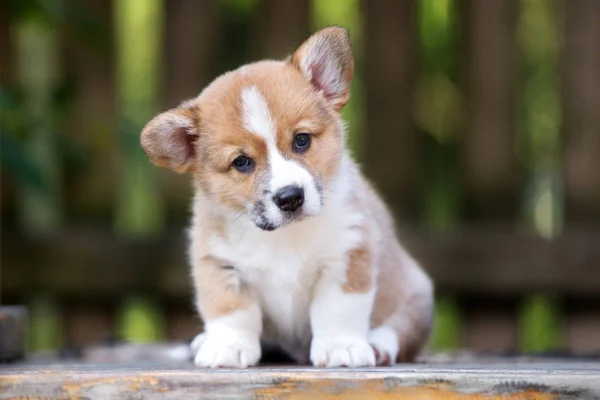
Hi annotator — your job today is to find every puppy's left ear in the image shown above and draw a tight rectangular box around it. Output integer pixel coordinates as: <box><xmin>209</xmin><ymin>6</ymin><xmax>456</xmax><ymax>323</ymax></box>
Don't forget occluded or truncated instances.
<box><xmin>289</xmin><ymin>26</ymin><xmax>354</xmax><ymax>112</ymax></box>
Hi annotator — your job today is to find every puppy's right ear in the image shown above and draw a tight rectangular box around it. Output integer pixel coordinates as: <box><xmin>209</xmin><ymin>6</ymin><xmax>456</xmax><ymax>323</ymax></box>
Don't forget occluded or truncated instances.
<box><xmin>140</xmin><ymin>105</ymin><xmax>199</xmax><ymax>173</ymax></box>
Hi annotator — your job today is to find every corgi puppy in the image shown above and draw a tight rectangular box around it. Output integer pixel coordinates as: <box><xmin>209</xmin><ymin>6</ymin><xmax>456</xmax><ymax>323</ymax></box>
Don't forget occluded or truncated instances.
<box><xmin>141</xmin><ymin>26</ymin><xmax>433</xmax><ymax>368</ymax></box>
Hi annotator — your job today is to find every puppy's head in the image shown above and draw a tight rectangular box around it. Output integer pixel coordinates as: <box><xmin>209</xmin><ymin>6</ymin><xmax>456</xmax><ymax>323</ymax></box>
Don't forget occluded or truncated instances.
<box><xmin>141</xmin><ymin>27</ymin><xmax>353</xmax><ymax>231</ymax></box>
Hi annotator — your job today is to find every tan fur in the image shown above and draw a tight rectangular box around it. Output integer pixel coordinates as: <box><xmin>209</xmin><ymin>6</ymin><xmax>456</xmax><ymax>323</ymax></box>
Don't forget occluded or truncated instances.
<box><xmin>188</xmin><ymin>207</ymin><xmax>257</xmax><ymax>320</ymax></box>
<box><xmin>361</xmin><ymin>179</ymin><xmax>433</xmax><ymax>362</ymax></box>
<box><xmin>194</xmin><ymin>255</ymin><xmax>255</xmax><ymax>319</ymax></box>
<box><xmin>342</xmin><ymin>243</ymin><xmax>373</xmax><ymax>294</ymax></box>
<box><xmin>340</xmin><ymin>191</ymin><xmax>375</xmax><ymax>294</ymax></box>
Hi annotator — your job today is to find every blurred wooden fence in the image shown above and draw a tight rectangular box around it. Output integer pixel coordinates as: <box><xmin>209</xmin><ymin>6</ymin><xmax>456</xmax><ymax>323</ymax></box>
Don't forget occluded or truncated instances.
<box><xmin>2</xmin><ymin>0</ymin><xmax>600</xmax><ymax>355</ymax></box>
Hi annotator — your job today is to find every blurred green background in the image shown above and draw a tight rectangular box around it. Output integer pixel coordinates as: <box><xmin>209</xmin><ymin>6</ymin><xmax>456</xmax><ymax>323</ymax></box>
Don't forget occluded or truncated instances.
<box><xmin>2</xmin><ymin>0</ymin><xmax>600</xmax><ymax>357</ymax></box>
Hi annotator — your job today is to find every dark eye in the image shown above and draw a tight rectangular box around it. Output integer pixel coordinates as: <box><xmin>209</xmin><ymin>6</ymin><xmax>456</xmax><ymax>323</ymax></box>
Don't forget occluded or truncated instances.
<box><xmin>293</xmin><ymin>133</ymin><xmax>311</xmax><ymax>153</ymax></box>
<box><xmin>232</xmin><ymin>155</ymin><xmax>254</xmax><ymax>172</ymax></box>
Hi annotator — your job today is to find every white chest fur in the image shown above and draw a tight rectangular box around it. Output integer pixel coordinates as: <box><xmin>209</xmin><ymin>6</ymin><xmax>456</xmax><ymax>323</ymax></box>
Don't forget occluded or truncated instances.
<box><xmin>206</xmin><ymin>192</ymin><xmax>363</xmax><ymax>352</ymax></box>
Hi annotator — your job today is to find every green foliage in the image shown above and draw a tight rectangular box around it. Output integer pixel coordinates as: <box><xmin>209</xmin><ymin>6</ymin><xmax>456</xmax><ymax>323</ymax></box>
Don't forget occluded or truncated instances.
<box><xmin>417</xmin><ymin>0</ymin><xmax>462</xmax><ymax>237</ymax></box>
<box><xmin>429</xmin><ymin>296</ymin><xmax>461</xmax><ymax>350</ymax></box>
<box><xmin>2</xmin><ymin>86</ymin><xmax>83</xmax><ymax>191</ymax></box>
<box><xmin>416</xmin><ymin>0</ymin><xmax>463</xmax><ymax>143</ymax></box>
<box><xmin>118</xmin><ymin>296</ymin><xmax>165</xmax><ymax>343</ymax></box>
<box><xmin>519</xmin><ymin>295</ymin><xmax>562</xmax><ymax>353</ymax></box>
<box><xmin>516</xmin><ymin>1</ymin><xmax>563</xmax><ymax>355</ymax></box>
<box><xmin>13</xmin><ymin>16</ymin><xmax>64</xmax><ymax>234</ymax></box>
<box><xmin>113</xmin><ymin>0</ymin><xmax>165</xmax><ymax>237</ymax></box>
<box><xmin>219</xmin><ymin>0</ymin><xmax>260</xmax><ymax>17</ymax></box>
<box><xmin>421</xmin><ymin>137</ymin><xmax>461</xmax><ymax>232</ymax></box>
<box><xmin>419</xmin><ymin>0</ymin><xmax>458</xmax><ymax>75</ymax></box>
<box><xmin>3</xmin><ymin>0</ymin><xmax>105</xmax><ymax>235</ymax></box>
<box><xmin>1</xmin><ymin>89</ymin><xmax>44</xmax><ymax>192</ymax></box>
<box><xmin>517</xmin><ymin>0</ymin><xmax>562</xmax><ymax>239</ymax></box>
<box><xmin>5</xmin><ymin>0</ymin><xmax>108</xmax><ymax>50</ymax></box>
<box><xmin>1</xmin><ymin>131</ymin><xmax>44</xmax><ymax>192</ymax></box>
<box><xmin>312</xmin><ymin>0</ymin><xmax>361</xmax><ymax>35</ymax></box>
<box><xmin>27</xmin><ymin>296</ymin><xmax>63</xmax><ymax>351</ymax></box>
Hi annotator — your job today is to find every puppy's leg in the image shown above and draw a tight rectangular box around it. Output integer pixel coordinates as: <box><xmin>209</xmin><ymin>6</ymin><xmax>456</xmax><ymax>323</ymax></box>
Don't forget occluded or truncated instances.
<box><xmin>370</xmin><ymin>258</ymin><xmax>433</xmax><ymax>365</ymax></box>
<box><xmin>309</xmin><ymin>247</ymin><xmax>376</xmax><ymax>368</ymax></box>
<box><xmin>191</xmin><ymin>256</ymin><xmax>262</xmax><ymax>368</ymax></box>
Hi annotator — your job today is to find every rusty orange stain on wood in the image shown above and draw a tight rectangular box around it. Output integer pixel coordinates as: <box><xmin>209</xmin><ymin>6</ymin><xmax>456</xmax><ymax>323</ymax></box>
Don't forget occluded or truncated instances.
<box><xmin>61</xmin><ymin>375</ymin><xmax>168</xmax><ymax>398</ymax></box>
<box><xmin>126</xmin><ymin>376</ymin><xmax>165</xmax><ymax>391</ymax></box>
<box><xmin>0</xmin><ymin>375</ymin><xmax>25</xmax><ymax>384</ymax></box>
<box><xmin>252</xmin><ymin>379</ymin><xmax>556</xmax><ymax>400</ymax></box>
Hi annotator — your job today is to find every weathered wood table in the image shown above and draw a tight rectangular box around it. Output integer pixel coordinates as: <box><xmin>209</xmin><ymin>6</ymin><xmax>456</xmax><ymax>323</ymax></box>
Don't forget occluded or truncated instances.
<box><xmin>2</xmin><ymin>347</ymin><xmax>600</xmax><ymax>399</ymax></box>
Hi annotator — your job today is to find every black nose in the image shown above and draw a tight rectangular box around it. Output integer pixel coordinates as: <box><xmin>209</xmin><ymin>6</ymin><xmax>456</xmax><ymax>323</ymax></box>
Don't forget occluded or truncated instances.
<box><xmin>273</xmin><ymin>185</ymin><xmax>304</xmax><ymax>212</ymax></box>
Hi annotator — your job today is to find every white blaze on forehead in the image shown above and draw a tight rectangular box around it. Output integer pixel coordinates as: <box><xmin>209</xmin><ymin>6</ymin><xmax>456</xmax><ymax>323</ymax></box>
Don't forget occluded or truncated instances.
<box><xmin>241</xmin><ymin>86</ymin><xmax>275</xmax><ymax>142</ymax></box>
<box><xmin>240</xmin><ymin>85</ymin><xmax>322</xmax><ymax>223</ymax></box>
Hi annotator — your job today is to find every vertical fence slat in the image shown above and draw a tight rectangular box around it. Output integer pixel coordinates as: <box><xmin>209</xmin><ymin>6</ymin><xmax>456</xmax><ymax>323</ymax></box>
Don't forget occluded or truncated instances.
<box><xmin>253</xmin><ymin>0</ymin><xmax>309</xmax><ymax>60</ymax></box>
<box><xmin>166</xmin><ymin>306</ymin><xmax>201</xmax><ymax>341</ymax></box>
<box><xmin>65</xmin><ymin>304</ymin><xmax>113</xmax><ymax>348</ymax></box>
<box><xmin>0</xmin><ymin>3</ymin><xmax>11</xmax><ymax>86</ymax></box>
<box><xmin>363</xmin><ymin>0</ymin><xmax>418</xmax><ymax>218</ymax></box>
<box><xmin>64</xmin><ymin>0</ymin><xmax>115</xmax><ymax>221</ymax></box>
<box><xmin>566</xmin><ymin>310</ymin><xmax>600</xmax><ymax>353</ymax></box>
<box><xmin>462</xmin><ymin>0</ymin><xmax>518</xmax><ymax>221</ymax></box>
<box><xmin>464</xmin><ymin>309</ymin><xmax>517</xmax><ymax>351</ymax></box>
<box><xmin>161</xmin><ymin>0</ymin><xmax>219</xmax><ymax>216</ymax></box>
<box><xmin>0</xmin><ymin>5</ymin><xmax>9</xmax><ymax>288</ymax></box>
<box><xmin>164</xmin><ymin>0</ymin><xmax>218</xmax><ymax>109</ymax></box>
<box><xmin>563</xmin><ymin>0</ymin><xmax>600</xmax><ymax>222</ymax></box>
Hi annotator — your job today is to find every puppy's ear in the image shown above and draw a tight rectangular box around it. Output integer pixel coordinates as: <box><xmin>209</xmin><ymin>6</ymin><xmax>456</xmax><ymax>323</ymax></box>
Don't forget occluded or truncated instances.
<box><xmin>140</xmin><ymin>105</ymin><xmax>199</xmax><ymax>173</ymax></box>
<box><xmin>289</xmin><ymin>26</ymin><xmax>354</xmax><ymax>112</ymax></box>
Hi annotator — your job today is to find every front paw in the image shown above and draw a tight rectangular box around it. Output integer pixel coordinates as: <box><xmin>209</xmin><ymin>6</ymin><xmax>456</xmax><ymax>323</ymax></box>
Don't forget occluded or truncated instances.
<box><xmin>310</xmin><ymin>335</ymin><xmax>375</xmax><ymax>367</ymax></box>
<box><xmin>191</xmin><ymin>332</ymin><xmax>261</xmax><ymax>368</ymax></box>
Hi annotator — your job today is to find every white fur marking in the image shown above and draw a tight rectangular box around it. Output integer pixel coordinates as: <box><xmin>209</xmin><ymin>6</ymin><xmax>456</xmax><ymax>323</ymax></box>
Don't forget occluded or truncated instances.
<box><xmin>369</xmin><ymin>326</ymin><xmax>399</xmax><ymax>365</ymax></box>
<box><xmin>241</xmin><ymin>86</ymin><xmax>274</xmax><ymax>142</ymax></box>
<box><xmin>192</xmin><ymin>308</ymin><xmax>262</xmax><ymax>368</ymax></box>
<box><xmin>266</xmin><ymin>149</ymin><xmax>322</xmax><ymax>219</ymax></box>
<box><xmin>310</xmin><ymin>268</ymin><xmax>376</xmax><ymax>367</ymax></box>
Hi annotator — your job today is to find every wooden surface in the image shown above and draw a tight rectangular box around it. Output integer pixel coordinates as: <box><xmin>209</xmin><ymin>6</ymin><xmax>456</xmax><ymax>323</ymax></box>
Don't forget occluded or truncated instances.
<box><xmin>1</xmin><ymin>362</ymin><xmax>600</xmax><ymax>399</ymax></box>
<box><xmin>3</xmin><ymin>343</ymin><xmax>600</xmax><ymax>398</ymax></box>
<box><xmin>4</xmin><ymin>226</ymin><xmax>600</xmax><ymax>298</ymax></box>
